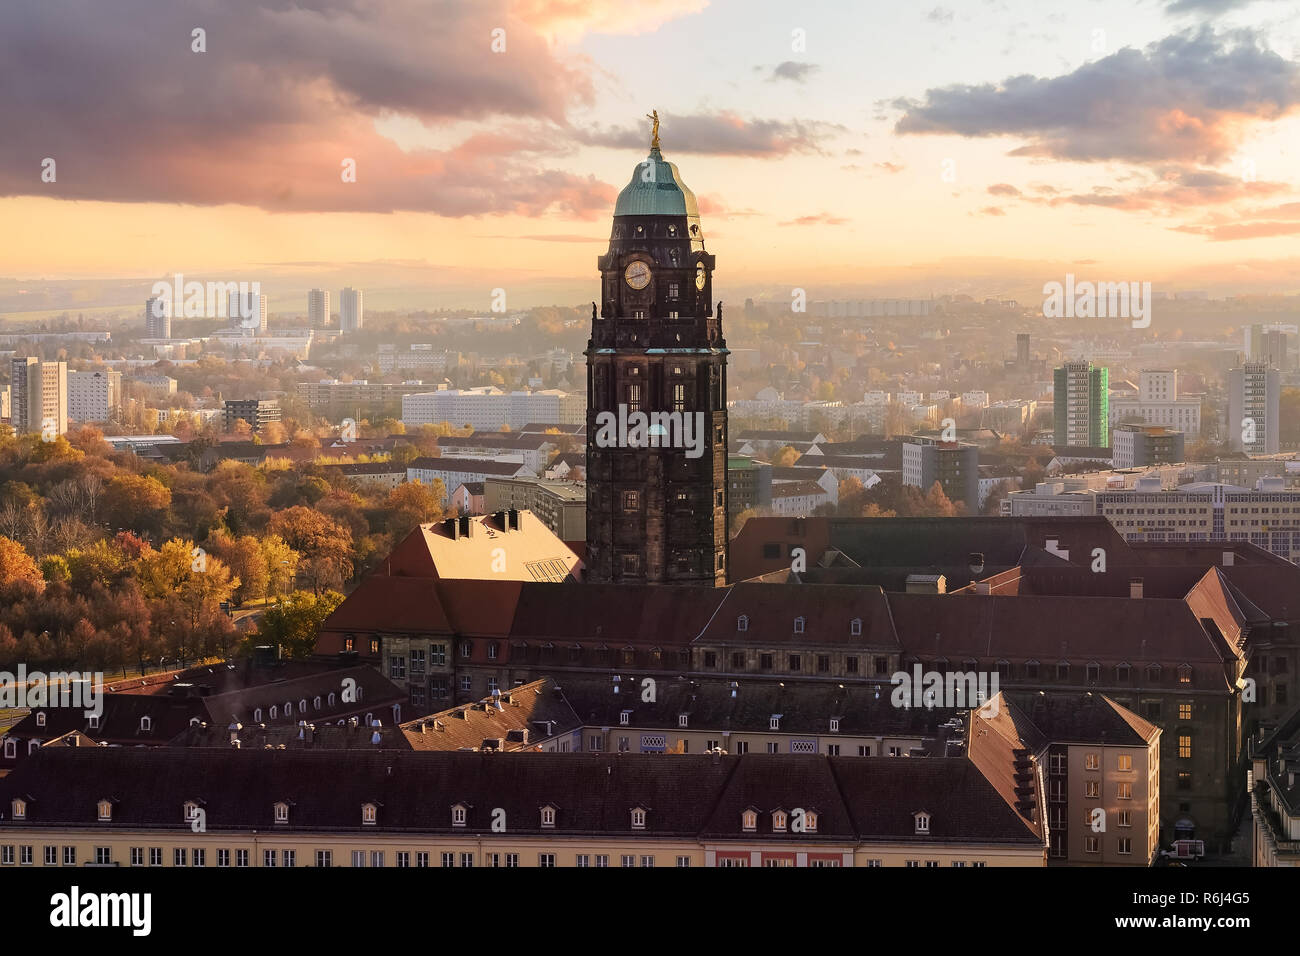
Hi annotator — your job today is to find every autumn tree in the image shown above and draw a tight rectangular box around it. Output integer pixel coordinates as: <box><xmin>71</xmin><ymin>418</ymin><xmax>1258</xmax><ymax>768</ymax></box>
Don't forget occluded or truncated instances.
<box><xmin>268</xmin><ymin>507</ymin><xmax>353</xmax><ymax>593</ymax></box>
<box><xmin>102</xmin><ymin>473</ymin><xmax>172</xmax><ymax>538</ymax></box>
<box><xmin>773</xmin><ymin>445</ymin><xmax>801</xmax><ymax>467</ymax></box>
<box><xmin>0</xmin><ymin>535</ymin><xmax>44</xmax><ymax>597</ymax></box>
<box><xmin>382</xmin><ymin>479</ymin><xmax>446</xmax><ymax>540</ymax></box>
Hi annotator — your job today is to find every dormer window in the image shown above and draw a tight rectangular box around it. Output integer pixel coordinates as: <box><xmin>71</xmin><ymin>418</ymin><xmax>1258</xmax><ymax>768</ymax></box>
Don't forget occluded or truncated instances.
<box><xmin>361</xmin><ymin>803</ymin><xmax>377</xmax><ymax>826</ymax></box>
<box><xmin>87</xmin><ymin>715</ymin><xmax>99</xmax><ymax>730</ymax></box>
<box><xmin>793</xmin><ymin>617</ymin><xmax>805</xmax><ymax>634</ymax></box>
<box><xmin>183</xmin><ymin>801</ymin><xmax>200</xmax><ymax>824</ymax></box>
<box><xmin>541</xmin><ymin>806</ymin><xmax>556</xmax><ymax>829</ymax></box>
<box><xmin>850</xmin><ymin>618</ymin><xmax>862</xmax><ymax>636</ymax></box>
<box><xmin>805</xmin><ymin>811</ymin><xmax>819</xmax><ymax>833</ymax></box>
<box><xmin>829</xmin><ymin>718</ymin><xmax>840</xmax><ymax>733</ymax></box>
<box><xmin>254</xmin><ymin>708</ymin><xmax>263</xmax><ymax>722</ymax></box>
<box><xmin>742</xmin><ymin>809</ymin><xmax>757</xmax><ymax>832</ymax></box>
<box><xmin>12</xmin><ymin>798</ymin><xmax>25</xmax><ymax>820</ymax></box>
<box><xmin>284</xmin><ymin>702</ymin><xmax>293</xmax><ymax>716</ymax></box>
<box><xmin>97</xmin><ymin>799</ymin><xmax>112</xmax><ymax>822</ymax></box>
<box><xmin>620</xmin><ymin>710</ymin><xmax>631</xmax><ymax>726</ymax></box>
<box><xmin>3</xmin><ymin>739</ymin><xmax>14</xmax><ymax>759</ymax></box>
<box><xmin>327</xmin><ymin>693</ymin><xmax>336</xmax><ymax>707</ymax></box>
<box><xmin>299</xmin><ymin>699</ymin><xmax>307</xmax><ymax>713</ymax></box>
<box><xmin>452</xmin><ymin>804</ymin><xmax>467</xmax><ymax>827</ymax></box>
<box><xmin>139</xmin><ymin>716</ymin><xmax>152</xmax><ymax>732</ymax></box>
<box><xmin>35</xmin><ymin>712</ymin><xmax>45</xmax><ymax>727</ymax></box>
<box><xmin>631</xmin><ymin>807</ymin><xmax>646</xmax><ymax>830</ymax></box>
<box><xmin>1177</xmin><ymin>664</ymin><xmax>1193</xmax><ymax>685</ymax></box>
<box><xmin>772</xmin><ymin>810</ymin><xmax>788</xmax><ymax>832</ymax></box>
<box><xmin>274</xmin><ymin>802</ymin><xmax>289</xmax><ymax>824</ymax></box>
<box><xmin>737</xmin><ymin>615</ymin><xmax>749</xmax><ymax>632</ymax></box>
<box><xmin>769</xmin><ymin>715</ymin><xmax>781</xmax><ymax>731</ymax></box>
<box><xmin>313</xmin><ymin>696</ymin><xmax>321</xmax><ymax>710</ymax></box>
<box><xmin>678</xmin><ymin>714</ymin><xmax>689</xmax><ymax>728</ymax></box>
<box><xmin>914</xmin><ymin>811</ymin><xmax>931</xmax><ymax>834</ymax></box>
<box><xmin>269</xmin><ymin>706</ymin><xmax>278</xmax><ymax>720</ymax></box>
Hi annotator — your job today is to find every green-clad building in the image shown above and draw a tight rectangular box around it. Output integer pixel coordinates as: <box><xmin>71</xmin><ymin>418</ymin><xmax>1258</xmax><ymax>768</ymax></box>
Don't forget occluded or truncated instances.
<box><xmin>1053</xmin><ymin>361</ymin><xmax>1109</xmax><ymax>448</ymax></box>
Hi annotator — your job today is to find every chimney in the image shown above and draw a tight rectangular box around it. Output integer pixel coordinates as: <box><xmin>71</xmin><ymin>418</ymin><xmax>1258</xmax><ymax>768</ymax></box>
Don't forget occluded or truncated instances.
<box><xmin>975</xmin><ymin>580</ymin><xmax>991</xmax><ymax>596</ymax></box>
<box><xmin>1129</xmin><ymin>578</ymin><xmax>1144</xmax><ymax>599</ymax></box>
<box><xmin>1222</xmin><ymin>551</ymin><xmax>1235</xmax><ymax>567</ymax></box>
<box><xmin>458</xmin><ymin>514</ymin><xmax>472</xmax><ymax>538</ymax></box>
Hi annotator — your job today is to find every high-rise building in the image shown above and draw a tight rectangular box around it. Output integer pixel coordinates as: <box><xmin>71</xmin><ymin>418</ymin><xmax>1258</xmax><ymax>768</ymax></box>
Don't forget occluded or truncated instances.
<box><xmin>144</xmin><ymin>296</ymin><xmax>171</xmax><ymax>339</ymax></box>
<box><xmin>227</xmin><ymin>291</ymin><xmax>268</xmax><ymax>334</ymax></box>
<box><xmin>308</xmin><ymin>289</ymin><xmax>330</xmax><ymax>328</ymax></box>
<box><xmin>67</xmin><ymin>369</ymin><xmax>122</xmax><ymax>424</ymax></box>
<box><xmin>901</xmin><ymin>436</ymin><xmax>979</xmax><ymax>507</ymax></box>
<box><xmin>1016</xmin><ymin>332</ymin><xmax>1030</xmax><ymax>368</ymax></box>
<box><xmin>1053</xmin><ymin>361</ymin><xmax>1109</xmax><ymax>448</ymax></box>
<box><xmin>585</xmin><ymin>128</ymin><xmax>728</xmax><ymax>585</ymax></box>
<box><xmin>1228</xmin><ymin>362</ymin><xmax>1280</xmax><ymax>454</ymax></box>
<box><xmin>9</xmin><ymin>357</ymin><xmax>68</xmax><ymax>436</ymax></box>
<box><xmin>339</xmin><ymin>287</ymin><xmax>363</xmax><ymax>333</ymax></box>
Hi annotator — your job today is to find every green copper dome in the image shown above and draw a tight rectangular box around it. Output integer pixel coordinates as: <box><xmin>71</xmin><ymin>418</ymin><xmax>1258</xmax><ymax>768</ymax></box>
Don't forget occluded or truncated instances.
<box><xmin>613</xmin><ymin>147</ymin><xmax>700</xmax><ymax>217</ymax></box>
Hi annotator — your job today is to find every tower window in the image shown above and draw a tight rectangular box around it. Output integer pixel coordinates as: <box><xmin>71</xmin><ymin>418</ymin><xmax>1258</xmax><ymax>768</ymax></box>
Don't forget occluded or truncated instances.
<box><xmin>622</xmin><ymin>491</ymin><xmax>640</xmax><ymax>511</ymax></box>
<box><xmin>673</xmin><ymin>384</ymin><xmax>686</xmax><ymax>412</ymax></box>
<box><xmin>668</xmin><ymin>282</ymin><xmax>679</xmax><ymax>299</ymax></box>
<box><xmin>626</xmin><ymin>383</ymin><xmax>641</xmax><ymax>411</ymax></box>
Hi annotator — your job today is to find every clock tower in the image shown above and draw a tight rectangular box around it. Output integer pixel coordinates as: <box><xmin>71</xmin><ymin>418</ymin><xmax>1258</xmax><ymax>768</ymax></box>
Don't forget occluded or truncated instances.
<box><xmin>585</xmin><ymin>120</ymin><xmax>729</xmax><ymax>585</ymax></box>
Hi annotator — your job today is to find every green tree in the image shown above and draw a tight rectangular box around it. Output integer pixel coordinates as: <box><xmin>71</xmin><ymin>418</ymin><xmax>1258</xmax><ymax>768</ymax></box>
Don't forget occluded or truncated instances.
<box><xmin>251</xmin><ymin>590</ymin><xmax>344</xmax><ymax>659</ymax></box>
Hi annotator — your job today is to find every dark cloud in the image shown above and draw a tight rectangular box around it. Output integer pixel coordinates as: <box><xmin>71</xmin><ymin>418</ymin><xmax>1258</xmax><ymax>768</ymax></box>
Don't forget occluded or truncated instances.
<box><xmin>0</xmin><ymin>0</ymin><xmax>616</xmax><ymax>215</ymax></box>
<box><xmin>1023</xmin><ymin>166</ymin><xmax>1288</xmax><ymax>213</ymax></box>
<box><xmin>893</xmin><ymin>27</ymin><xmax>1300</xmax><ymax>164</ymax></box>
<box><xmin>576</xmin><ymin>112</ymin><xmax>846</xmax><ymax>156</ymax></box>
<box><xmin>764</xmin><ymin>61</ymin><xmax>820</xmax><ymax>84</ymax></box>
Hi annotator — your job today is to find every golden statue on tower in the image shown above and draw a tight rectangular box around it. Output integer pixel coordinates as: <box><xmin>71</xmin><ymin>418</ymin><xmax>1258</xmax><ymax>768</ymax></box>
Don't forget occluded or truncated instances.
<box><xmin>646</xmin><ymin>110</ymin><xmax>660</xmax><ymax>149</ymax></box>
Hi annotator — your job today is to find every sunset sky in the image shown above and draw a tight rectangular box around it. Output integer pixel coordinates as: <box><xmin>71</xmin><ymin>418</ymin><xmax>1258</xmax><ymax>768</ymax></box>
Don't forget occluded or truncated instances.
<box><xmin>4</xmin><ymin>0</ymin><xmax>1300</xmax><ymax>311</ymax></box>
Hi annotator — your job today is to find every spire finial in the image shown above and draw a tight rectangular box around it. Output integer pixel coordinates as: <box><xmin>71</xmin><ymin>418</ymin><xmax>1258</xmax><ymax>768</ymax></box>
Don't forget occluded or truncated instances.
<box><xmin>645</xmin><ymin>110</ymin><xmax>660</xmax><ymax>150</ymax></box>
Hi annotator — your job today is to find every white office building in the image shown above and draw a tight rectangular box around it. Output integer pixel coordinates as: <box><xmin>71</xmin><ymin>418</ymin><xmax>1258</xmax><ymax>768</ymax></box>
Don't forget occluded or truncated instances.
<box><xmin>1108</xmin><ymin>368</ymin><xmax>1202</xmax><ymax>438</ymax></box>
<box><xmin>68</xmin><ymin>369</ymin><xmax>122</xmax><ymax>424</ymax></box>
<box><xmin>339</xmin><ymin>287</ymin><xmax>363</xmax><ymax>333</ymax></box>
<box><xmin>308</xmin><ymin>289</ymin><xmax>330</xmax><ymax>328</ymax></box>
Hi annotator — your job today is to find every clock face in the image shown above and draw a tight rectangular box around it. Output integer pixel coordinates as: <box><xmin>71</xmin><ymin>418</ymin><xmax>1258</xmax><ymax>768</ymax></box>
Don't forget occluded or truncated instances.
<box><xmin>695</xmin><ymin>262</ymin><xmax>707</xmax><ymax>290</ymax></box>
<box><xmin>624</xmin><ymin>261</ymin><xmax>651</xmax><ymax>290</ymax></box>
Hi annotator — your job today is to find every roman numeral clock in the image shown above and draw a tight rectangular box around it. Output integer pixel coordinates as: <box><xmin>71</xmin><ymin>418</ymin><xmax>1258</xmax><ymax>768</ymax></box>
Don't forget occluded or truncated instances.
<box><xmin>585</xmin><ymin>114</ymin><xmax>729</xmax><ymax>586</ymax></box>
